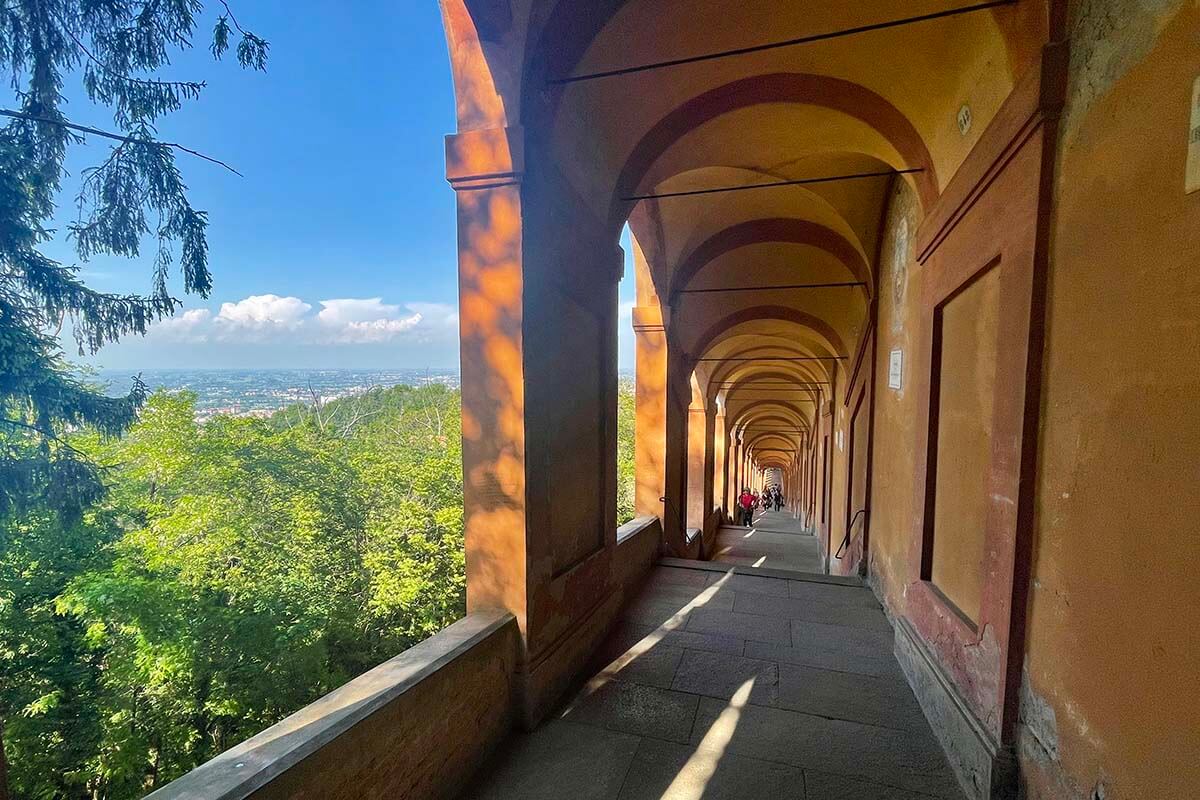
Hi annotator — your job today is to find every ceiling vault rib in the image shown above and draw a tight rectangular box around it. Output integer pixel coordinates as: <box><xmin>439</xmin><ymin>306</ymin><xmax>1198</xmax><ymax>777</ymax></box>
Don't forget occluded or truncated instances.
<box><xmin>694</xmin><ymin>356</ymin><xmax>847</xmax><ymax>362</ymax></box>
<box><xmin>726</xmin><ymin>390</ymin><xmax>829</xmax><ymax>394</ymax></box>
<box><xmin>548</xmin><ymin>0</ymin><xmax>1017</xmax><ymax>85</ymax></box>
<box><xmin>620</xmin><ymin>169</ymin><xmax>922</xmax><ymax>202</ymax></box>
<box><xmin>744</xmin><ymin>427</ymin><xmax>808</xmax><ymax>431</ymax></box>
<box><xmin>680</xmin><ymin>281</ymin><xmax>866</xmax><ymax>294</ymax></box>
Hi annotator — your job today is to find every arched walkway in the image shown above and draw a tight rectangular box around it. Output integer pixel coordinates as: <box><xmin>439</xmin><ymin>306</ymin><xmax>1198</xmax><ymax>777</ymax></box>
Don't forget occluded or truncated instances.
<box><xmin>118</xmin><ymin>2</ymin><xmax>1200</xmax><ymax>798</ymax></box>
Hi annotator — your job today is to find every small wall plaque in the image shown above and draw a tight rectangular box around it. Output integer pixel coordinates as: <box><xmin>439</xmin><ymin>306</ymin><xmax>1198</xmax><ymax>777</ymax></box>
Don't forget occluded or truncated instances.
<box><xmin>888</xmin><ymin>349</ymin><xmax>903</xmax><ymax>390</ymax></box>
<box><xmin>957</xmin><ymin>104</ymin><xmax>973</xmax><ymax>137</ymax></box>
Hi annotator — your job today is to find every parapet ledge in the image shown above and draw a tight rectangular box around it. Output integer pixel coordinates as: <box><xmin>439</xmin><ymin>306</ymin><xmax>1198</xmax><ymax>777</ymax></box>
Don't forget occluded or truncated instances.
<box><xmin>145</xmin><ymin>609</ymin><xmax>517</xmax><ymax>800</ymax></box>
<box><xmin>617</xmin><ymin>514</ymin><xmax>661</xmax><ymax>545</ymax></box>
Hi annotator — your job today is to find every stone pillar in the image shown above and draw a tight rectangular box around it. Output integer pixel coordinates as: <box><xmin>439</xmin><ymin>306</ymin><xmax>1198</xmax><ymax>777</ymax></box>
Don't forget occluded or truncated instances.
<box><xmin>729</xmin><ymin>435</ymin><xmax>742</xmax><ymax>510</ymax></box>
<box><xmin>633</xmin><ymin>305</ymin><xmax>667</xmax><ymax>518</ymax></box>
<box><xmin>712</xmin><ymin>410</ymin><xmax>727</xmax><ymax>519</ymax></box>
<box><xmin>686</xmin><ymin>404</ymin><xmax>707</xmax><ymax>530</ymax></box>
<box><xmin>448</xmin><ymin>126</ymin><xmax>636</xmax><ymax>726</ymax></box>
<box><xmin>702</xmin><ymin>407</ymin><xmax>718</xmax><ymax>520</ymax></box>
<box><xmin>447</xmin><ymin>126</ymin><xmax>529</xmax><ymax>629</ymax></box>
<box><xmin>724</xmin><ymin>429</ymin><xmax>736</xmax><ymax>519</ymax></box>
<box><xmin>662</xmin><ymin>348</ymin><xmax>691</xmax><ymax>553</ymax></box>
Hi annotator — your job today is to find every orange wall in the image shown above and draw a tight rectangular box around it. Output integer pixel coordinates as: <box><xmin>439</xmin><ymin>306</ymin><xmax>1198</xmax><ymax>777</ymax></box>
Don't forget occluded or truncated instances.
<box><xmin>871</xmin><ymin>4</ymin><xmax>1200</xmax><ymax>797</ymax></box>
<box><xmin>867</xmin><ymin>178</ymin><xmax>922</xmax><ymax>611</ymax></box>
<box><xmin>1020</xmin><ymin>3</ymin><xmax>1200</xmax><ymax>798</ymax></box>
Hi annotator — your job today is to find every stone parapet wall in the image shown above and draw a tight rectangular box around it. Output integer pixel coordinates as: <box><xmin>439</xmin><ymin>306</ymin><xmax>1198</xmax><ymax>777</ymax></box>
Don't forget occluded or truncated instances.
<box><xmin>146</xmin><ymin>610</ymin><xmax>520</xmax><ymax>800</ymax></box>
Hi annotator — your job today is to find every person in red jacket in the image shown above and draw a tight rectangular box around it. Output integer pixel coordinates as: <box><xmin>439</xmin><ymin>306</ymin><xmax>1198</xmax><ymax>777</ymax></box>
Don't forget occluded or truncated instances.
<box><xmin>737</xmin><ymin>488</ymin><xmax>755</xmax><ymax>526</ymax></box>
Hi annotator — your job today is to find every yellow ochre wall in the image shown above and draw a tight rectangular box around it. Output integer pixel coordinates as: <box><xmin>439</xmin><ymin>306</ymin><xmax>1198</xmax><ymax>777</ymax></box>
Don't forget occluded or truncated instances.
<box><xmin>1020</xmin><ymin>2</ymin><xmax>1200</xmax><ymax>798</ymax></box>
<box><xmin>870</xmin><ymin>3</ymin><xmax>1199</xmax><ymax>797</ymax></box>
<box><xmin>867</xmin><ymin>178</ymin><xmax>922</xmax><ymax>615</ymax></box>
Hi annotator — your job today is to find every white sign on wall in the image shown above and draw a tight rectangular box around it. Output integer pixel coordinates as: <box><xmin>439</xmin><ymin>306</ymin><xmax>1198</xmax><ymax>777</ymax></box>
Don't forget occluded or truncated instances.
<box><xmin>888</xmin><ymin>348</ymin><xmax>903</xmax><ymax>390</ymax></box>
<box><xmin>1188</xmin><ymin>75</ymin><xmax>1200</xmax><ymax>194</ymax></box>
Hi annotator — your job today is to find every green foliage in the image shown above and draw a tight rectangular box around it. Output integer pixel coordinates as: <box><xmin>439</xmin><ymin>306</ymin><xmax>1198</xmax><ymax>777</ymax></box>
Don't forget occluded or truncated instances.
<box><xmin>0</xmin><ymin>385</ymin><xmax>465</xmax><ymax>798</ymax></box>
<box><xmin>0</xmin><ymin>0</ymin><xmax>267</xmax><ymax>516</ymax></box>
<box><xmin>617</xmin><ymin>378</ymin><xmax>635</xmax><ymax>525</ymax></box>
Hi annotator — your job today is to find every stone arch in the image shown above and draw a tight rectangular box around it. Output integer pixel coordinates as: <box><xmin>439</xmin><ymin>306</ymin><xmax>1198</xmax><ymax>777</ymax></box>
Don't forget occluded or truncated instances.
<box><xmin>440</xmin><ymin>0</ymin><xmax>525</xmax><ymax>131</ymax></box>
<box><xmin>611</xmin><ymin>72</ymin><xmax>939</xmax><ymax>230</ymax></box>
<box><xmin>729</xmin><ymin>399</ymin><xmax>813</xmax><ymax>432</ymax></box>
<box><xmin>668</xmin><ymin>217</ymin><xmax>873</xmax><ymax>299</ymax></box>
<box><xmin>690</xmin><ymin>306</ymin><xmax>847</xmax><ymax>364</ymax></box>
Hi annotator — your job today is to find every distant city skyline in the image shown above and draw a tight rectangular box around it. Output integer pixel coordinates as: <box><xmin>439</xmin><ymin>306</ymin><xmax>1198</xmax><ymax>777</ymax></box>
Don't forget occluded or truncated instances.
<box><xmin>55</xmin><ymin>3</ymin><xmax>637</xmax><ymax>371</ymax></box>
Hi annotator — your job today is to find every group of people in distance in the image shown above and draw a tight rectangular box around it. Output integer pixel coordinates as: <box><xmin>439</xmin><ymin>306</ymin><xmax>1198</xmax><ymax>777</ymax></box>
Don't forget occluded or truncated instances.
<box><xmin>735</xmin><ymin>484</ymin><xmax>786</xmax><ymax>526</ymax></box>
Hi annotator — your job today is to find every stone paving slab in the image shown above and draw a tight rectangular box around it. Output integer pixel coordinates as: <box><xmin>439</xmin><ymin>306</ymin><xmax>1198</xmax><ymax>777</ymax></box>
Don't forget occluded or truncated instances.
<box><xmin>732</xmin><ymin>591</ymin><xmax>892</xmax><ymax>631</ymax></box>
<box><xmin>616</xmin><ymin>737</ymin><xmax>807</xmax><ymax>800</ymax></box>
<box><xmin>686</xmin><ymin>608</ymin><xmax>792</xmax><ymax>645</ymax></box>
<box><xmin>607</xmin><ymin>621</ymin><xmax>747</xmax><ymax>657</ymax></box>
<box><xmin>804</xmin><ymin>769</ymin><xmax>949</xmax><ymax>800</ymax></box>
<box><xmin>561</xmin><ymin>679</ymin><xmax>700</xmax><ymax>744</ymax></box>
<box><xmin>596</xmin><ymin>641</ymin><xmax>685</xmax><ymax>690</ymax></box>
<box><xmin>671</xmin><ymin>648</ymin><xmax>779</xmax><ymax>704</ymax></box>
<box><xmin>712</xmin><ymin>522</ymin><xmax>823</xmax><ymax>573</ymax></box>
<box><xmin>790</xmin><ymin>619</ymin><xmax>895</xmax><ymax>660</ymax></box>
<box><xmin>712</xmin><ymin>540</ymin><xmax>822</xmax><ymax>573</ymax></box>
<box><xmin>773</xmin><ymin>661</ymin><xmax>929</xmax><ymax>732</ymax></box>
<box><xmin>620</xmin><ymin>597</ymin><xmax>693</xmax><ymax>629</ymax></box>
<box><xmin>462</xmin><ymin>720</ymin><xmax>639</xmax><ymax>800</ymax></box>
<box><xmin>632</xmin><ymin>581</ymin><xmax>737</xmax><ymax>612</ymax></box>
<box><xmin>743</xmin><ymin>640</ymin><xmax>904</xmax><ymax>680</ymax></box>
<box><xmin>689</xmin><ymin>698</ymin><xmax>962</xmax><ymax>797</ymax></box>
<box><xmin>788</xmin><ymin>579</ymin><xmax>885</xmax><ymax>606</ymax></box>
<box><xmin>705</xmin><ymin>571</ymin><xmax>791</xmax><ymax>596</ymax></box>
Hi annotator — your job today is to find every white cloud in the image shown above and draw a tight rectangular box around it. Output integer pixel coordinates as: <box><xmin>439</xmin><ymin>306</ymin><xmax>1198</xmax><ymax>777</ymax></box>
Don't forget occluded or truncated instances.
<box><xmin>144</xmin><ymin>295</ymin><xmax>458</xmax><ymax>346</ymax></box>
<box><xmin>215</xmin><ymin>294</ymin><xmax>311</xmax><ymax>338</ymax></box>
<box><xmin>336</xmin><ymin>315</ymin><xmax>423</xmax><ymax>342</ymax></box>
<box><xmin>153</xmin><ymin>308</ymin><xmax>213</xmax><ymax>341</ymax></box>
<box><xmin>406</xmin><ymin>302</ymin><xmax>459</xmax><ymax>329</ymax></box>
<box><xmin>316</xmin><ymin>297</ymin><xmax>402</xmax><ymax>326</ymax></box>
<box><xmin>317</xmin><ymin>298</ymin><xmax>458</xmax><ymax>343</ymax></box>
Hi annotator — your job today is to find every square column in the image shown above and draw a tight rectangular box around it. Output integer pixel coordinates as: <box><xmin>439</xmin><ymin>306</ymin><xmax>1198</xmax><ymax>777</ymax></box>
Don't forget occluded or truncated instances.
<box><xmin>685</xmin><ymin>405</ymin><xmax>707</xmax><ymax>530</ymax></box>
<box><xmin>633</xmin><ymin>306</ymin><xmax>667</xmax><ymax>518</ymax></box>
<box><xmin>712</xmin><ymin>411</ymin><xmax>727</xmax><ymax>519</ymax></box>
<box><xmin>448</xmin><ymin>126</ymin><xmax>650</xmax><ymax>727</ymax></box>
<box><xmin>447</xmin><ymin>126</ymin><xmax>528</xmax><ymax>628</ymax></box>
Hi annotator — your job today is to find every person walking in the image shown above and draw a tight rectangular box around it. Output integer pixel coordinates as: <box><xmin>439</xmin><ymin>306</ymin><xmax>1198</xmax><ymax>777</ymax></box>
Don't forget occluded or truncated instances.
<box><xmin>738</xmin><ymin>488</ymin><xmax>755</xmax><ymax>526</ymax></box>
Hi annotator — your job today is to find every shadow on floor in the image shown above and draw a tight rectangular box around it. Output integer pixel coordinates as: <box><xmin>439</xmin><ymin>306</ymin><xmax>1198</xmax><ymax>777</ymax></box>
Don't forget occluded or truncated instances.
<box><xmin>461</xmin><ymin>562</ymin><xmax>963</xmax><ymax>800</ymax></box>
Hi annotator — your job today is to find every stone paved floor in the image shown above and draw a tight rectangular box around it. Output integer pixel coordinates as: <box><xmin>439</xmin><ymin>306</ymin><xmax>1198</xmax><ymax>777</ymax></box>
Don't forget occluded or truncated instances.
<box><xmin>462</xmin><ymin>562</ymin><xmax>963</xmax><ymax>800</ymax></box>
<box><xmin>712</xmin><ymin>510</ymin><xmax>822</xmax><ymax>573</ymax></box>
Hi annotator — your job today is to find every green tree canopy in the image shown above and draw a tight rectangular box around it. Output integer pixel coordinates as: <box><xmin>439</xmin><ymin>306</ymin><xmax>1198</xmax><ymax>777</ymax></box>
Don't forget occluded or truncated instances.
<box><xmin>1</xmin><ymin>385</ymin><xmax>467</xmax><ymax>797</ymax></box>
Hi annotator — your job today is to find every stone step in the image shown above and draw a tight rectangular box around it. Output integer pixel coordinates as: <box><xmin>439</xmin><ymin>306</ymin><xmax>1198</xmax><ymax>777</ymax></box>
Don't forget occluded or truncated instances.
<box><xmin>657</xmin><ymin>556</ymin><xmax>862</xmax><ymax>587</ymax></box>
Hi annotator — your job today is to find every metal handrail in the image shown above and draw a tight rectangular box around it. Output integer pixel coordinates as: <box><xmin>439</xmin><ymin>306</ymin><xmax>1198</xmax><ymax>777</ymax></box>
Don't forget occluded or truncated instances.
<box><xmin>835</xmin><ymin>508</ymin><xmax>869</xmax><ymax>560</ymax></box>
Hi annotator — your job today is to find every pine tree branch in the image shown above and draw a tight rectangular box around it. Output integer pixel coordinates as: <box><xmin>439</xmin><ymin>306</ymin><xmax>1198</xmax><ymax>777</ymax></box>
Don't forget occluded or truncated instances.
<box><xmin>0</xmin><ymin>109</ymin><xmax>243</xmax><ymax>176</ymax></box>
<box><xmin>217</xmin><ymin>0</ymin><xmax>250</xmax><ymax>36</ymax></box>
<box><xmin>0</xmin><ymin>416</ymin><xmax>90</xmax><ymax>461</ymax></box>
<box><xmin>58</xmin><ymin>12</ymin><xmax>207</xmax><ymax>94</ymax></box>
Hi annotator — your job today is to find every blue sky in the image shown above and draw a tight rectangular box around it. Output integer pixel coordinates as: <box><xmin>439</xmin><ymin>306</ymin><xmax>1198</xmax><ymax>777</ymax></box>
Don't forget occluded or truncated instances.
<box><xmin>54</xmin><ymin>1</ymin><xmax>636</xmax><ymax>370</ymax></box>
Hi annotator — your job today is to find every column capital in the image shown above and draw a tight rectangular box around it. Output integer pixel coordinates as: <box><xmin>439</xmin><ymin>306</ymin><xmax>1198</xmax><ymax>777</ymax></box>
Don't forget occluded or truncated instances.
<box><xmin>445</xmin><ymin>125</ymin><xmax>524</xmax><ymax>191</ymax></box>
